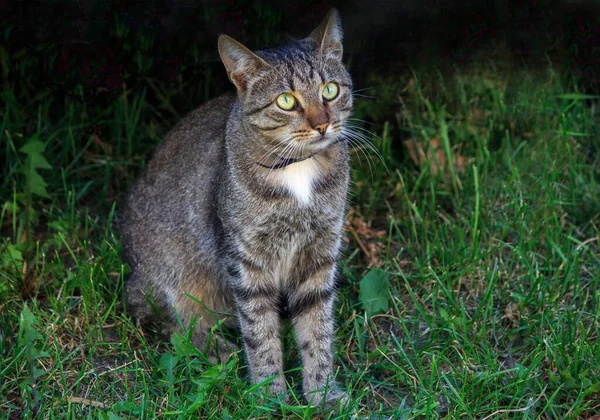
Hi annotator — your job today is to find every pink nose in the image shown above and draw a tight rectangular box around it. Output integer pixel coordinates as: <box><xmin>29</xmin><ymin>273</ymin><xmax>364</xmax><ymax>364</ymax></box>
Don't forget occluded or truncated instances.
<box><xmin>314</xmin><ymin>122</ymin><xmax>329</xmax><ymax>135</ymax></box>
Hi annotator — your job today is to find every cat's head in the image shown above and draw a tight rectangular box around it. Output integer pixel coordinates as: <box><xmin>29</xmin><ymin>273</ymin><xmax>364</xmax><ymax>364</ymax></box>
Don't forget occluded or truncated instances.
<box><xmin>218</xmin><ymin>9</ymin><xmax>352</xmax><ymax>159</ymax></box>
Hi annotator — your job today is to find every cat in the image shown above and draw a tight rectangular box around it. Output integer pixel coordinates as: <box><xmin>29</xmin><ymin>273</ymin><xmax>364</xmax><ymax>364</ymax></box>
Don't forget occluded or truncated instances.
<box><xmin>120</xmin><ymin>9</ymin><xmax>353</xmax><ymax>407</ymax></box>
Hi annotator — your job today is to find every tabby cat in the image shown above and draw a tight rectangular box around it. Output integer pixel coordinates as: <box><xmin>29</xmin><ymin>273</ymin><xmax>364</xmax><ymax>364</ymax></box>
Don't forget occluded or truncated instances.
<box><xmin>120</xmin><ymin>9</ymin><xmax>353</xmax><ymax>406</ymax></box>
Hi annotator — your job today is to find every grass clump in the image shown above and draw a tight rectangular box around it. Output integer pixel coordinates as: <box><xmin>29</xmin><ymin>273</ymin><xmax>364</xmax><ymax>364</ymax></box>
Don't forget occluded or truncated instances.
<box><xmin>344</xmin><ymin>64</ymin><xmax>600</xmax><ymax>417</ymax></box>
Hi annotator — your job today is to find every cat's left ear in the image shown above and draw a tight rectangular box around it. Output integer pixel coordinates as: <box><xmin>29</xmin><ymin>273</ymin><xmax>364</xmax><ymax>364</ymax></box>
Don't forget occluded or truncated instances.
<box><xmin>307</xmin><ymin>9</ymin><xmax>343</xmax><ymax>61</ymax></box>
<box><xmin>218</xmin><ymin>35</ymin><xmax>270</xmax><ymax>92</ymax></box>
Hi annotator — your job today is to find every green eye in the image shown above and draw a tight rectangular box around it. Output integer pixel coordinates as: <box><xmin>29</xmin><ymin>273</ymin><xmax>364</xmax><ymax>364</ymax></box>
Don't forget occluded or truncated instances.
<box><xmin>322</xmin><ymin>82</ymin><xmax>339</xmax><ymax>100</ymax></box>
<box><xmin>276</xmin><ymin>93</ymin><xmax>296</xmax><ymax>110</ymax></box>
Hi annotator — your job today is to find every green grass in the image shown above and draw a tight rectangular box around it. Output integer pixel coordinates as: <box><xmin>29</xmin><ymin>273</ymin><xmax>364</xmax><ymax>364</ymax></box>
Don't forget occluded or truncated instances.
<box><xmin>2</xmin><ymin>57</ymin><xmax>600</xmax><ymax>418</ymax></box>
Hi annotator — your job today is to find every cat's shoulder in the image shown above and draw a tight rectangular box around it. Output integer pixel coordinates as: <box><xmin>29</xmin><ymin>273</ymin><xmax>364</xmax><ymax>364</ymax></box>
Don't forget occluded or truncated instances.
<box><xmin>147</xmin><ymin>92</ymin><xmax>236</xmax><ymax>171</ymax></box>
<box><xmin>172</xmin><ymin>92</ymin><xmax>236</xmax><ymax>135</ymax></box>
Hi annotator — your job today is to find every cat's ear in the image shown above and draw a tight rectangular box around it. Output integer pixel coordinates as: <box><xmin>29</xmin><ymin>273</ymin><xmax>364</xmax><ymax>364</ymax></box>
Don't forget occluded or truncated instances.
<box><xmin>308</xmin><ymin>9</ymin><xmax>343</xmax><ymax>61</ymax></box>
<box><xmin>218</xmin><ymin>35</ymin><xmax>270</xmax><ymax>92</ymax></box>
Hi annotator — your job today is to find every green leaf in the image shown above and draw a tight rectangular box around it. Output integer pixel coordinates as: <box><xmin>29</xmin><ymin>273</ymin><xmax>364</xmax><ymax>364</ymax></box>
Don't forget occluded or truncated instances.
<box><xmin>33</xmin><ymin>367</ymin><xmax>47</xmax><ymax>379</ymax></box>
<box><xmin>18</xmin><ymin>135</ymin><xmax>52</xmax><ymax>198</ymax></box>
<box><xmin>159</xmin><ymin>351</ymin><xmax>179</xmax><ymax>384</ymax></box>
<box><xmin>5</xmin><ymin>243</ymin><xmax>23</xmax><ymax>261</ymax></box>
<box><xmin>2</xmin><ymin>200</ymin><xmax>20</xmax><ymax>213</ymax></box>
<box><xmin>193</xmin><ymin>364</ymin><xmax>225</xmax><ymax>386</ymax></box>
<box><xmin>185</xmin><ymin>389</ymin><xmax>208</xmax><ymax>413</ymax></box>
<box><xmin>170</xmin><ymin>332</ymin><xmax>199</xmax><ymax>358</ymax></box>
<box><xmin>30</xmin><ymin>153</ymin><xmax>52</xmax><ymax>170</ymax></box>
<box><xmin>18</xmin><ymin>304</ymin><xmax>42</xmax><ymax>347</ymax></box>
<box><xmin>19</xmin><ymin>135</ymin><xmax>45</xmax><ymax>154</ymax></box>
<box><xmin>31</xmin><ymin>349</ymin><xmax>51</xmax><ymax>360</ymax></box>
<box><xmin>28</xmin><ymin>169</ymin><xmax>50</xmax><ymax>198</ymax></box>
<box><xmin>1</xmin><ymin>244</ymin><xmax>24</xmax><ymax>281</ymax></box>
<box><xmin>359</xmin><ymin>268</ymin><xmax>390</xmax><ymax>317</ymax></box>
<box><xmin>112</xmin><ymin>400</ymin><xmax>141</xmax><ymax>415</ymax></box>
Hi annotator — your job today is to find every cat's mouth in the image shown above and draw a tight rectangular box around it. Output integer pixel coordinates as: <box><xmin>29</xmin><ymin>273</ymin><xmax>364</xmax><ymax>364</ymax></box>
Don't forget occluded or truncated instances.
<box><xmin>305</xmin><ymin>128</ymin><xmax>345</xmax><ymax>150</ymax></box>
<box><xmin>292</xmin><ymin>131</ymin><xmax>342</xmax><ymax>155</ymax></box>
<box><xmin>256</xmin><ymin>133</ymin><xmax>343</xmax><ymax>170</ymax></box>
<box><xmin>256</xmin><ymin>151</ymin><xmax>317</xmax><ymax>170</ymax></box>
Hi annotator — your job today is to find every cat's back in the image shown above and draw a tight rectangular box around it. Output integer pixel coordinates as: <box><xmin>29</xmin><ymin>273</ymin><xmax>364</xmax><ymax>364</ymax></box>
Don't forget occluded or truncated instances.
<box><xmin>123</xmin><ymin>93</ymin><xmax>235</xmax><ymax>228</ymax></box>
<box><xmin>146</xmin><ymin>92</ymin><xmax>235</xmax><ymax>177</ymax></box>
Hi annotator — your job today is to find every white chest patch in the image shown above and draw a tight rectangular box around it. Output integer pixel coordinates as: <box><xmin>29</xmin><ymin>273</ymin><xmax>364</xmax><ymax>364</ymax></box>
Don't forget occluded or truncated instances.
<box><xmin>278</xmin><ymin>158</ymin><xmax>319</xmax><ymax>205</ymax></box>
<box><xmin>275</xmin><ymin>237</ymin><xmax>299</xmax><ymax>288</ymax></box>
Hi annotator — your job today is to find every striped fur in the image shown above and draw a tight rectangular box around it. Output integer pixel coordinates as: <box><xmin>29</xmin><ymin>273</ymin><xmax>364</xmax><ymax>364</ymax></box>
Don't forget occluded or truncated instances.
<box><xmin>120</xmin><ymin>9</ymin><xmax>352</xmax><ymax>406</ymax></box>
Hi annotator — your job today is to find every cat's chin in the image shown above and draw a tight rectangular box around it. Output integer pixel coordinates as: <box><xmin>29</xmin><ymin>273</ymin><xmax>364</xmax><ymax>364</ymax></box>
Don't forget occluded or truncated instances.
<box><xmin>305</xmin><ymin>135</ymin><xmax>342</xmax><ymax>152</ymax></box>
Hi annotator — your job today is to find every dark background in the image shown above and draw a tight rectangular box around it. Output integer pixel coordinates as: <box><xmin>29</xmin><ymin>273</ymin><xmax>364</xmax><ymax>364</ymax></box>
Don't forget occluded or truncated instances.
<box><xmin>2</xmin><ymin>0</ymin><xmax>599</xmax><ymax>109</ymax></box>
<box><xmin>2</xmin><ymin>3</ymin><xmax>600</xmax><ymax>418</ymax></box>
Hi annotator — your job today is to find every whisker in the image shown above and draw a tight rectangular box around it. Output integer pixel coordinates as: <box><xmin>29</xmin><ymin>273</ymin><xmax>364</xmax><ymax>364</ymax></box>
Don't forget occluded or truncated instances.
<box><xmin>348</xmin><ymin>118</ymin><xmax>376</xmax><ymax>126</ymax></box>
<box><xmin>256</xmin><ymin>134</ymin><xmax>300</xmax><ymax>168</ymax></box>
<box><xmin>342</xmin><ymin>129</ymin><xmax>376</xmax><ymax>174</ymax></box>
<box><xmin>257</xmin><ymin>142</ymin><xmax>285</xmax><ymax>167</ymax></box>
<box><xmin>346</xmin><ymin>136</ymin><xmax>375</xmax><ymax>179</ymax></box>
<box><xmin>342</xmin><ymin>127</ymin><xmax>389</xmax><ymax>174</ymax></box>
<box><xmin>352</xmin><ymin>93</ymin><xmax>377</xmax><ymax>99</ymax></box>
<box><xmin>347</xmin><ymin>124</ymin><xmax>383</xmax><ymax>140</ymax></box>
<box><xmin>345</xmin><ymin>125</ymin><xmax>389</xmax><ymax>167</ymax></box>
<box><xmin>266</xmin><ymin>139</ymin><xmax>295</xmax><ymax>178</ymax></box>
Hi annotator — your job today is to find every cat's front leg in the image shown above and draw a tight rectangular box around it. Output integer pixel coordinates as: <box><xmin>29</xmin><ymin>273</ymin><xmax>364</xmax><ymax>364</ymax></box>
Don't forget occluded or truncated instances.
<box><xmin>288</xmin><ymin>265</ymin><xmax>348</xmax><ymax>407</ymax></box>
<box><xmin>231</xmin><ymin>263</ymin><xmax>286</xmax><ymax>398</ymax></box>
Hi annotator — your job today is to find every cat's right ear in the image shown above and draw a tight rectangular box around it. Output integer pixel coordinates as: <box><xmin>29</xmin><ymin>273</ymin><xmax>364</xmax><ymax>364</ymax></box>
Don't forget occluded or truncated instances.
<box><xmin>218</xmin><ymin>35</ymin><xmax>270</xmax><ymax>92</ymax></box>
<box><xmin>308</xmin><ymin>9</ymin><xmax>344</xmax><ymax>61</ymax></box>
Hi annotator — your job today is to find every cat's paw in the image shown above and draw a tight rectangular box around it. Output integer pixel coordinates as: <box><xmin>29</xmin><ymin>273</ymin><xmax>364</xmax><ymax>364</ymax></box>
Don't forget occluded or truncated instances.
<box><xmin>192</xmin><ymin>332</ymin><xmax>239</xmax><ymax>363</ymax></box>
<box><xmin>212</xmin><ymin>338</ymin><xmax>239</xmax><ymax>363</ymax></box>
<box><xmin>270</xmin><ymin>388</ymin><xmax>290</xmax><ymax>404</ymax></box>
<box><xmin>253</xmin><ymin>375</ymin><xmax>289</xmax><ymax>403</ymax></box>
<box><xmin>304</xmin><ymin>386</ymin><xmax>349</xmax><ymax>410</ymax></box>
<box><xmin>268</xmin><ymin>375</ymin><xmax>289</xmax><ymax>397</ymax></box>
